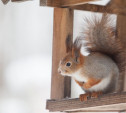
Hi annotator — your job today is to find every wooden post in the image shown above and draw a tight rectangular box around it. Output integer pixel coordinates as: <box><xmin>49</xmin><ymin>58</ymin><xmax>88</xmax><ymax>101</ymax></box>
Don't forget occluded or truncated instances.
<box><xmin>117</xmin><ymin>15</ymin><xmax>126</xmax><ymax>92</ymax></box>
<box><xmin>51</xmin><ymin>8</ymin><xmax>73</xmax><ymax>99</ymax></box>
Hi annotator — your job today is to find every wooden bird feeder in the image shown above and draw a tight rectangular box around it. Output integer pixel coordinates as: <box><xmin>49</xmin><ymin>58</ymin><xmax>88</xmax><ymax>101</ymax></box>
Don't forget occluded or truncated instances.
<box><xmin>2</xmin><ymin>0</ymin><xmax>126</xmax><ymax>112</ymax></box>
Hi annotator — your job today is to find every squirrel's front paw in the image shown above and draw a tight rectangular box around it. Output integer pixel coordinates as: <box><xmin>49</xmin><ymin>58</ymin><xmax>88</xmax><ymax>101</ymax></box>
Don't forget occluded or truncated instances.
<box><xmin>83</xmin><ymin>83</ymin><xmax>92</xmax><ymax>89</ymax></box>
<box><xmin>79</xmin><ymin>93</ymin><xmax>91</xmax><ymax>101</ymax></box>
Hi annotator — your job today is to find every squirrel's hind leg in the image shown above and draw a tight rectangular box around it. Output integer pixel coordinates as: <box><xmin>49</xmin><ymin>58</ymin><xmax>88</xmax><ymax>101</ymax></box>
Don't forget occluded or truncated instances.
<box><xmin>79</xmin><ymin>91</ymin><xmax>103</xmax><ymax>101</ymax></box>
<box><xmin>79</xmin><ymin>93</ymin><xmax>91</xmax><ymax>101</ymax></box>
<box><xmin>91</xmin><ymin>91</ymin><xmax>103</xmax><ymax>98</ymax></box>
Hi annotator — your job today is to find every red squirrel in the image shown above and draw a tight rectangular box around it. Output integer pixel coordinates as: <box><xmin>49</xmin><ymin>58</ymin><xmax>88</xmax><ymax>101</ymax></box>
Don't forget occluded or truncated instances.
<box><xmin>58</xmin><ymin>14</ymin><xmax>125</xmax><ymax>101</ymax></box>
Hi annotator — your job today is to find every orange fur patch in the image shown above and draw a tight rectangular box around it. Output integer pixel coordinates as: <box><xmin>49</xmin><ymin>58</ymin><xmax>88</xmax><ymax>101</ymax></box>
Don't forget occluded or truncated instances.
<box><xmin>91</xmin><ymin>91</ymin><xmax>103</xmax><ymax>98</ymax></box>
<box><xmin>74</xmin><ymin>79</ymin><xmax>84</xmax><ymax>87</ymax></box>
<box><xmin>83</xmin><ymin>78</ymin><xmax>101</xmax><ymax>89</ymax></box>
<box><xmin>80</xmin><ymin>93</ymin><xmax>91</xmax><ymax>101</ymax></box>
<box><xmin>76</xmin><ymin>53</ymin><xmax>85</xmax><ymax>69</ymax></box>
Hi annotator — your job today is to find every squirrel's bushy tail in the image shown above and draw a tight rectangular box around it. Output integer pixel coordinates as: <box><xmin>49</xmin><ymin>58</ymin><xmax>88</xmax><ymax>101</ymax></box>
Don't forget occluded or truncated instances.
<box><xmin>83</xmin><ymin>14</ymin><xmax>125</xmax><ymax>71</ymax></box>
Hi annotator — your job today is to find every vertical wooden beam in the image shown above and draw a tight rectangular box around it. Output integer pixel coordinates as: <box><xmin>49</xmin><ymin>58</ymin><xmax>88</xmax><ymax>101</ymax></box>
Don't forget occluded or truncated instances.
<box><xmin>51</xmin><ymin>8</ymin><xmax>73</xmax><ymax>99</ymax></box>
<box><xmin>117</xmin><ymin>15</ymin><xmax>126</xmax><ymax>92</ymax></box>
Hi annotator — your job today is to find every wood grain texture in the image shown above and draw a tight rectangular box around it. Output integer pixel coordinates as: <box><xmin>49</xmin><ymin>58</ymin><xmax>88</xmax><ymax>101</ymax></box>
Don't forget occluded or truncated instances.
<box><xmin>51</xmin><ymin>8</ymin><xmax>73</xmax><ymax>99</ymax></box>
<box><xmin>70</xmin><ymin>4</ymin><xmax>126</xmax><ymax>16</ymax></box>
<box><xmin>46</xmin><ymin>92</ymin><xmax>126</xmax><ymax>112</ymax></box>
<box><xmin>40</xmin><ymin>0</ymin><xmax>97</xmax><ymax>7</ymax></box>
<box><xmin>40</xmin><ymin>0</ymin><xmax>60</xmax><ymax>7</ymax></box>
<box><xmin>11</xmin><ymin>0</ymin><xmax>30</xmax><ymax>2</ymax></box>
<box><xmin>61</xmin><ymin>0</ymin><xmax>97</xmax><ymax>6</ymax></box>
<box><xmin>40</xmin><ymin>0</ymin><xmax>126</xmax><ymax>16</ymax></box>
<box><xmin>111</xmin><ymin>0</ymin><xmax>126</xmax><ymax>8</ymax></box>
<box><xmin>117</xmin><ymin>15</ymin><xmax>126</xmax><ymax>92</ymax></box>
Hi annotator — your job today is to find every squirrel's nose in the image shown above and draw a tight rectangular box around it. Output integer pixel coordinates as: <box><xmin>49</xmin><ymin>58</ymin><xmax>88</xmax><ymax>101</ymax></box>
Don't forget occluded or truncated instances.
<box><xmin>58</xmin><ymin>68</ymin><xmax>61</xmax><ymax>74</ymax></box>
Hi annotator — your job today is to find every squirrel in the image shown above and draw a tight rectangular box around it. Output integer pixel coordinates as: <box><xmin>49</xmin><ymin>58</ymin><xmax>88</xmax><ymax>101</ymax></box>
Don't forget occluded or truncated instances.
<box><xmin>58</xmin><ymin>14</ymin><xmax>125</xmax><ymax>101</ymax></box>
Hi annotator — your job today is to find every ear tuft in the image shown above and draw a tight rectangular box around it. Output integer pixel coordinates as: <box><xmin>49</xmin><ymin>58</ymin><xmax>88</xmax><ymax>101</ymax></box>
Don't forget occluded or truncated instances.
<box><xmin>74</xmin><ymin>50</ymin><xmax>80</xmax><ymax>63</ymax></box>
<box><xmin>73</xmin><ymin>37</ymin><xmax>83</xmax><ymax>49</ymax></box>
<box><xmin>66</xmin><ymin>35</ymin><xmax>73</xmax><ymax>53</ymax></box>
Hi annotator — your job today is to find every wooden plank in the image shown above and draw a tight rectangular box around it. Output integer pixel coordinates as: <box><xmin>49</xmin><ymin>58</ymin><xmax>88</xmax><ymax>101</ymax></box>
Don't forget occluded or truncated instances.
<box><xmin>40</xmin><ymin>0</ymin><xmax>126</xmax><ymax>16</ymax></box>
<box><xmin>61</xmin><ymin>0</ymin><xmax>97</xmax><ymax>7</ymax></box>
<box><xmin>108</xmin><ymin>0</ymin><xmax>126</xmax><ymax>15</ymax></box>
<box><xmin>46</xmin><ymin>92</ymin><xmax>126</xmax><ymax>112</ymax></box>
<box><xmin>70</xmin><ymin>4</ymin><xmax>126</xmax><ymax>16</ymax></box>
<box><xmin>11</xmin><ymin>0</ymin><xmax>30</xmax><ymax>2</ymax></box>
<box><xmin>116</xmin><ymin>15</ymin><xmax>126</xmax><ymax>92</ymax></box>
<box><xmin>40</xmin><ymin>0</ymin><xmax>60</xmax><ymax>7</ymax></box>
<box><xmin>40</xmin><ymin>0</ymin><xmax>97</xmax><ymax>7</ymax></box>
<box><xmin>67</xmin><ymin>103</ymin><xmax>126</xmax><ymax>112</ymax></box>
<box><xmin>111</xmin><ymin>0</ymin><xmax>126</xmax><ymax>8</ymax></box>
<box><xmin>70</xmin><ymin>4</ymin><xmax>110</xmax><ymax>13</ymax></box>
<box><xmin>51</xmin><ymin>8</ymin><xmax>73</xmax><ymax>99</ymax></box>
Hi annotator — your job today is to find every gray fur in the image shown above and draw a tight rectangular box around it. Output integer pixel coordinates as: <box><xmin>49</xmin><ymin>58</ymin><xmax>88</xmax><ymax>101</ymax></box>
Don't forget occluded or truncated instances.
<box><xmin>81</xmin><ymin>52</ymin><xmax>119</xmax><ymax>93</ymax></box>
<box><xmin>82</xmin><ymin>52</ymin><xmax>119</xmax><ymax>79</ymax></box>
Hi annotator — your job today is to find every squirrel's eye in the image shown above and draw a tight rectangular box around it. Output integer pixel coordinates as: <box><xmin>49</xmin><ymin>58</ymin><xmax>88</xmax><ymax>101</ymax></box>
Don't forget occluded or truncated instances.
<box><xmin>66</xmin><ymin>62</ymin><xmax>71</xmax><ymax>67</ymax></box>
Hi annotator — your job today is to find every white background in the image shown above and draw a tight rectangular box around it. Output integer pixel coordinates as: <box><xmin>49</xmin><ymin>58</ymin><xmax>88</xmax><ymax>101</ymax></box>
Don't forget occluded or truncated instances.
<box><xmin>0</xmin><ymin>1</ymin><xmax>53</xmax><ymax>113</ymax></box>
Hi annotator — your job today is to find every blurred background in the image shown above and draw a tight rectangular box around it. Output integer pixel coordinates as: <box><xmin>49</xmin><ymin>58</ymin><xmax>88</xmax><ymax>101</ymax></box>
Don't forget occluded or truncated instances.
<box><xmin>0</xmin><ymin>0</ymin><xmax>114</xmax><ymax>113</ymax></box>
<box><xmin>0</xmin><ymin>1</ymin><xmax>53</xmax><ymax>113</ymax></box>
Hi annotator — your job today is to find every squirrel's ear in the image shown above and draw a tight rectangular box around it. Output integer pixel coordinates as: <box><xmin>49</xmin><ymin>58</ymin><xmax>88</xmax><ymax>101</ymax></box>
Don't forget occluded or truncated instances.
<box><xmin>72</xmin><ymin>48</ymin><xmax>80</xmax><ymax>63</ymax></box>
<box><xmin>66</xmin><ymin>35</ymin><xmax>73</xmax><ymax>53</ymax></box>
